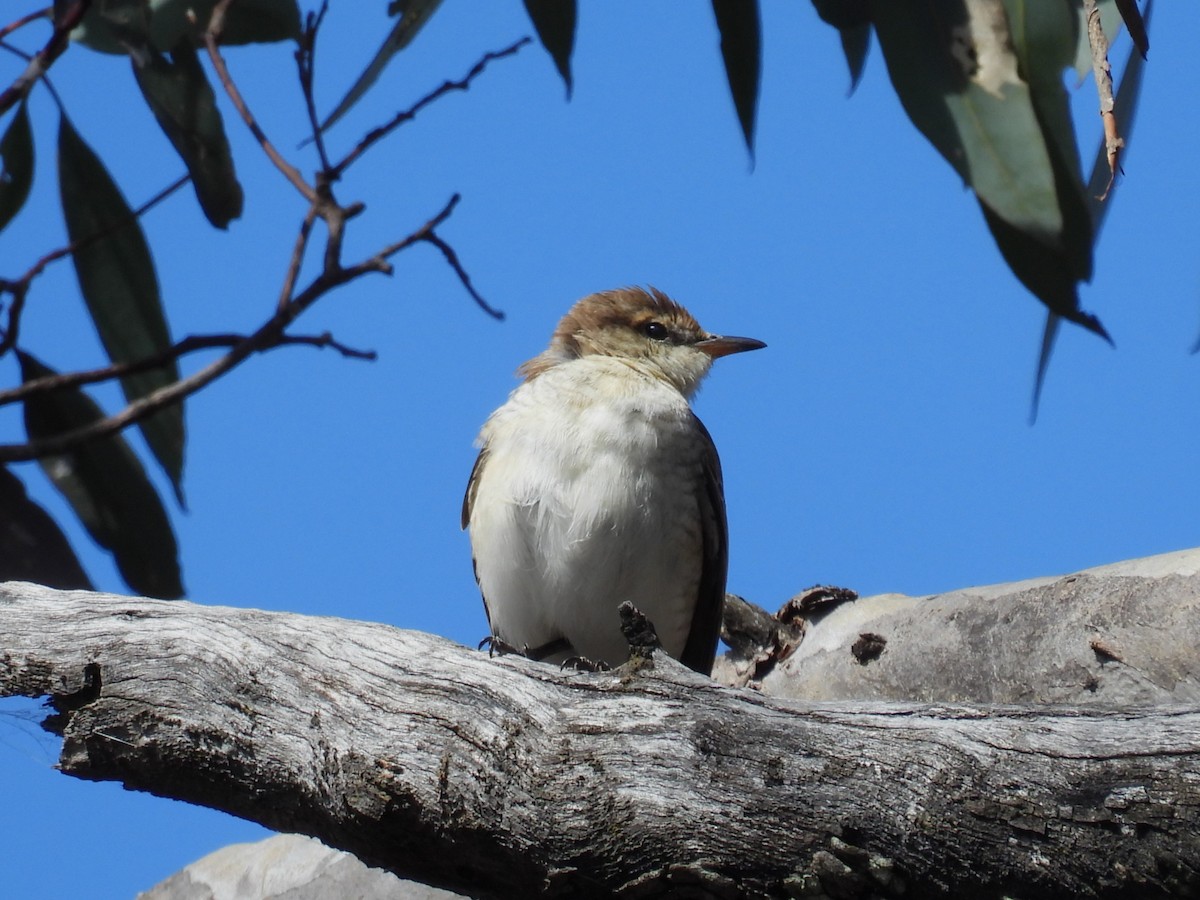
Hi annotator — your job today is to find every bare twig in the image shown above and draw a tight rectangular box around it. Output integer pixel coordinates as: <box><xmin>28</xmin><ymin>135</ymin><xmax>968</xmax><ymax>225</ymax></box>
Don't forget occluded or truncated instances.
<box><xmin>332</xmin><ymin>37</ymin><xmax>531</xmax><ymax>178</ymax></box>
<box><xmin>1083</xmin><ymin>0</ymin><xmax>1123</xmax><ymax>201</ymax></box>
<box><xmin>424</xmin><ymin>231</ymin><xmax>504</xmax><ymax>320</ymax></box>
<box><xmin>0</xmin><ymin>331</ymin><xmax>374</xmax><ymax>407</ymax></box>
<box><xmin>0</xmin><ymin>1</ymin><xmax>85</xmax><ymax>117</ymax></box>
<box><xmin>296</xmin><ymin>2</ymin><xmax>332</xmax><ymax>175</ymax></box>
<box><xmin>0</xmin><ymin>198</ymin><xmax>457</xmax><ymax>462</ymax></box>
<box><xmin>202</xmin><ymin>0</ymin><xmax>316</xmax><ymax>203</ymax></box>
<box><xmin>0</xmin><ymin>7</ymin><xmax>51</xmax><ymax>43</ymax></box>
<box><xmin>0</xmin><ymin>175</ymin><xmax>191</xmax><ymax>355</ymax></box>
<box><xmin>277</xmin><ymin>205</ymin><xmax>319</xmax><ymax>314</ymax></box>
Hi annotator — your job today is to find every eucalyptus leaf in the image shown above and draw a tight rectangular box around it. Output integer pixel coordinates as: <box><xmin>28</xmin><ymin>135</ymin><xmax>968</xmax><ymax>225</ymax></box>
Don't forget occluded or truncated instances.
<box><xmin>0</xmin><ymin>465</ymin><xmax>94</xmax><ymax>590</ymax></box>
<box><xmin>870</xmin><ymin>0</ymin><xmax>1106</xmax><ymax>338</ymax></box>
<box><xmin>133</xmin><ymin>43</ymin><xmax>244</xmax><ymax>228</ymax></box>
<box><xmin>18</xmin><ymin>352</ymin><xmax>183</xmax><ymax>599</ymax></box>
<box><xmin>712</xmin><ymin>0</ymin><xmax>762</xmax><ymax>155</ymax></box>
<box><xmin>810</xmin><ymin>0</ymin><xmax>871</xmax><ymax>91</ymax></box>
<box><xmin>0</xmin><ymin>100</ymin><xmax>34</xmax><ymax>234</ymax></box>
<box><xmin>523</xmin><ymin>0</ymin><xmax>577</xmax><ymax>97</ymax></box>
<box><xmin>320</xmin><ymin>0</ymin><xmax>444</xmax><ymax>134</ymax></box>
<box><xmin>70</xmin><ymin>0</ymin><xmax>301</xmax><ymax>54</ymax></box>
<box><xmin>57</xmin><ymin>113</ymin><xmax>186</xmax><ymax>504</ymax></box>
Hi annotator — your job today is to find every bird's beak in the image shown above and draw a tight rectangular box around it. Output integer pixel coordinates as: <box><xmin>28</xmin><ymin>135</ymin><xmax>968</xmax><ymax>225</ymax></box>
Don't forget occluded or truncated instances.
<box><xmin>696</xmin><ymin>334</ymin><xmax>767</xmax><ymax>359</ymax></box>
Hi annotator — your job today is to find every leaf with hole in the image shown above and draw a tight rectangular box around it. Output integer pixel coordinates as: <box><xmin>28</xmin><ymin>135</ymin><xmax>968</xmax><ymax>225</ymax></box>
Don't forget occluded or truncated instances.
<box><xmin>133</xmin><ymin>43</ymin><xmax>244</xmax><ymax>229</ymax></box>
<box><xmin>18</xmin><ymin>353</ymin><xmax>183</xmax><ymax>599</ymax></box>
<box><xmin>57</xmin><ymin>113</ymin><xmax>186</xmax><ymax>504</ymax></box>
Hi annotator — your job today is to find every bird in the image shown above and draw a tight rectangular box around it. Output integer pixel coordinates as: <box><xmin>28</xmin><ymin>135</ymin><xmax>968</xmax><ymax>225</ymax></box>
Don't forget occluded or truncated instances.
<box><xmin>462</xmin><ymin>286</ymin><xmax>765</xmax><ymax>675</ymax></box>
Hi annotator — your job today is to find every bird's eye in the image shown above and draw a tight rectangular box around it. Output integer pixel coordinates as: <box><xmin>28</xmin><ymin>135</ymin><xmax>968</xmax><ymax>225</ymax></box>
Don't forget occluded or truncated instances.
<box><xmin>643</xmin><ymin>321</ymin><xmax>669</xmax><ymax>341</ymax></box>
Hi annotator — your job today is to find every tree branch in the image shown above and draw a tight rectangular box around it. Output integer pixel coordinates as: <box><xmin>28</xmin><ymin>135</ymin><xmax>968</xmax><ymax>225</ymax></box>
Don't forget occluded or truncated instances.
<box><xmin>0</xmin><ymin>0</ymin><xmax>86</xmax><ymax>117</ymax></box>
<box><xmin>331</xmin><ymin>37</ymin><xmax>531</xmax><ymax>179</ymax></box>
<box><xmin>1084</xmin><ymin>0</ymin><xmax>1124</xmax><ymax>200</ymax></box>
<box><xmin>2</xmin><ymin>579</ymin><xmax>1198</xmax><ymax>900</ymax></box>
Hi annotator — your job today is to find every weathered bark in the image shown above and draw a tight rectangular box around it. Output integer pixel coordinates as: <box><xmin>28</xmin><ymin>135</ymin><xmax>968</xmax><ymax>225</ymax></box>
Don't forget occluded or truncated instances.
<box><xmin>2</xmin><ymin>580</ymin><xmax>1199</xmax><ymax>899</ymax></box>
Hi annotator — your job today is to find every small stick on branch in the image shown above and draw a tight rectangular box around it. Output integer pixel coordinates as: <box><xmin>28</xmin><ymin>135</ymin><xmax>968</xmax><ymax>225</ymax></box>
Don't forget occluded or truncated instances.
<box><xmin>1083</xmin><ymin>0</ymin><xmax>1123</xmax><ymax>201</ymax></box>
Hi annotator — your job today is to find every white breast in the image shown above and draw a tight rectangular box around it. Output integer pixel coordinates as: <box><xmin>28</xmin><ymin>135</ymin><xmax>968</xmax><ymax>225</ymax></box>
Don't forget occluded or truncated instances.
<box><xmin>468</xmin><ymin>360</ymin><xmax>707</xmax><ymax>666</ymax></box>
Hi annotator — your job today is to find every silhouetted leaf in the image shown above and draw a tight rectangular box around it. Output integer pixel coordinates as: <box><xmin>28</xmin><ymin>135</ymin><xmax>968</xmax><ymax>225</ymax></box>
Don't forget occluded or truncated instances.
<box><xmin>0</xmin><ymin>465</ymin><xmax>93</xmax><ymax>590</ymax></box>
<box><xmin>1113</xmin><ymin>0</ymin><xmax>1148</xmax><ymax>58</ymax></box>
<box><xmin>70</xmin><ymin>0</ymin><xmax>301</xmax><ymax>54</ymax></box>
<box><xmin>523</xmin><ymin>0</ymin><xmax>576</xmax><ymax>97</ymax></box>
<box><xmin>133</xmin><ymin>43</ymin><xmax>243</xmax><ymax>229</ymax></box>
<box><xmin>870</xmin><ymin>0</ymin><xmax>1106</xmax><ymax>339</ymax></box>
<box><xmin>1034</xmin><ymin>0</ymin><xmax>1152</xmax><ymax>413</ymax></box>
<box><xmin>0</xmin><ymin>100</ymin><xmax>34</xmax><ymax>234</ymax></box>
<box><xmin>811</xmin><ymin>0</ymin><xmax>870</xmax><ymax>91</ymax></box>
<box><xmin>18</xmin><ymin>353</ymin><xmax>183</xmax><ymax>599</ymax></box>
<box><xmin>320</xmin><ymin>0</ymin><xmax>444</xmax><ymax>134</ymax></box>
<box><xmin>57</xmin><ymin>113</ymin><xmax>186</xmax><ymax>504</ymax></box>
<box><xmin>712</xmin><ymin>0</ymin><xmax>761</xmax><ymax>155</ymax></box>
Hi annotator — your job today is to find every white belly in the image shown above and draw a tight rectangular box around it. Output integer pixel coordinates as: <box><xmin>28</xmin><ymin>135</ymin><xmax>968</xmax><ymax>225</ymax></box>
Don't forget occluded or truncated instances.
<box><xmin>468</xmin><ymin>369</ymin><xmax>705</xmax><ymax>667</ymax></box>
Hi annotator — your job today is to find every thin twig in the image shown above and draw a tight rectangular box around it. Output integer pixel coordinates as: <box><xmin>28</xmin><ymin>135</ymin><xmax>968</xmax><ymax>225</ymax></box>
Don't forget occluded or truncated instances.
<box><xmin>0</xmin><ymin>7</ymin><xmax>51</xmax><ymax>43</ymax></box>
<box><xmin>202</xmin><ymin>0</ymin><xmax>316</xmax><ymax>203</ymax></box>
<box><xmin>1083</xmin><ymin>0</ymin><xmax>1123</xmax><ymax>201</ymax></box>
<box><xmin>423</xmin><ymin>231</ymin><xmax>504</xmax><ymax>320</ymax></box>
<box><xmin>0</xmin><ymin>174</ymin><xmax>191</xmax><ymax>355</ymax></box>
<box><xmin>297</xmin><ymin>2</ymin><xmax>332</xmax><ymax>175</ymax></box>
<box><xmin>332</xmin><ymin>37</ymin><xmax>530</xmax><ymax>178</ymax></box>
<box><xmin>0</xmin><ymin>0</ymin><xmax>87</xmax><ymax>117</ymax></box>
<box><xmin>0</xmin><ymin>199</ymin><xmax>458</xmax><ymax>461</ymax></box>
<box><xmin>278</xmin><ymin>205</ymin><xmax>319</xmax><ymax>313</ymax></box>
<box><xmin>0</xmin><ymin>331</ymin><xmax>374</xmax><ymax>406</ymax></box>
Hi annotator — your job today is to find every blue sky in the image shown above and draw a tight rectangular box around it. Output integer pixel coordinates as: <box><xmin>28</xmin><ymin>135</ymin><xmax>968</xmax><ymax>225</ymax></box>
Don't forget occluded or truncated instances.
<box><xmin>2</xmin><ymin>3</ymin><xmax>1197</xmax><ymax>897</ymax></box>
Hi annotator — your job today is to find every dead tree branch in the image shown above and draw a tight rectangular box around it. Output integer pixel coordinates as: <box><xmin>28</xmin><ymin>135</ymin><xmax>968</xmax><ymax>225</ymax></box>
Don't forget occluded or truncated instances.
<box><xmin>2</xmin><ymin>581</ymin><xmax>1198</xmax><ymax>900</ymax></box>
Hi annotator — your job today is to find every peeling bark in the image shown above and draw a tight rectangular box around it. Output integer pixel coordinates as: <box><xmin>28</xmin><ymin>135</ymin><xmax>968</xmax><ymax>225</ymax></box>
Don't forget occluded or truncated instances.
<box><xmin>2</xmin><ymin>578</ymin><xmax>1199</xmax><ymax>899</ymax></box>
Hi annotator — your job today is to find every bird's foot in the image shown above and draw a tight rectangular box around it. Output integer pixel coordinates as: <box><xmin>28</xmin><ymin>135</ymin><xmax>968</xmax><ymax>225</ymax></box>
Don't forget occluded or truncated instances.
<box><xmin>560</xmin><ymin>656</ymin><xmax>611</xmax><ymax>673</ymax></box>
<box><xmin>479</xmin><ymin>635</ymin><xmax>521</xmax><ymax>658</ymax></box>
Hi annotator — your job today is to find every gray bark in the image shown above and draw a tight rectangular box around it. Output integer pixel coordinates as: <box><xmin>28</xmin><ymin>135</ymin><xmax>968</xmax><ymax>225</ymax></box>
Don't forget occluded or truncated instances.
<box><xmin>2</xmin><ymin>556</ymin><xmax>1199</xmax><ymax>899</ymax></box>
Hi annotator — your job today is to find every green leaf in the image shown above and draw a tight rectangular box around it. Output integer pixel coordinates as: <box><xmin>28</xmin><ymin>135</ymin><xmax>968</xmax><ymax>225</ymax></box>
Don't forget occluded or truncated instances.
<box><xmin>320</xmin><ymin>0</ymin><xmax>444</xmax><ymax>134</ymax></box>
<box><xmin>712</xmin><ymin>0</ymin><xmax>761</xmax><ymax>156</ymax></box>
<box><xmin>69</xmin><ymin>0</ymin><xmax>301</xmax><ymax>54</ymax></box>
<box><xmin>870</xmin><ymin>0</ymin><xmax>1107</xmax><ymax>339</ymax></box>
<box><xmin>133</xmin><ymin>43</ymin><xmax>244</xmax><ymax>229</ymax></box>
<box><xmin>17</xmin><ymin>352</ymin><xmax>183</xmax><ymax>599</ymax></box>
<box><xmin>523</xmin><ymin>0</ymin><xmax>577</xmax><ymax>97</ymax></box>
<box><xmin>0</xmin><ymin>100</ymin><xmax>34</xmax><ymax>234</ymax></box>
<box><xmin>57</xmin><ymin>113</ymin><xmax>186</xmax><ymax>504</ymax></box>
<box><xmin>0</xmin><ymin>465</ymin><xmax>94</xmax><ymax>590</ymax></box>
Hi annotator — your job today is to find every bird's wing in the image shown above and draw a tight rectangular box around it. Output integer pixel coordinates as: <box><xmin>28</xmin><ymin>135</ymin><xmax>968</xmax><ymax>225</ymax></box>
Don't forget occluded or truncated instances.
<box><xmin>461</xmin><ymin>444</ymin><xmax>489</xmax><ymax>531</ymax></box>
<box><xmin>679</xmin><ymin>414</ymin><xmax>728</xmax><ymax>675</ymax></box>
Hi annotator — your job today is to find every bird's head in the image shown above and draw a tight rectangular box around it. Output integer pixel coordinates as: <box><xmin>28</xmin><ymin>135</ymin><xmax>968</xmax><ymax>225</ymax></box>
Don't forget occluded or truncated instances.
<box><xmin>518</xmin><ymin>287</ymin><xmax>765</xmax><ymax>397</ymax></box>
